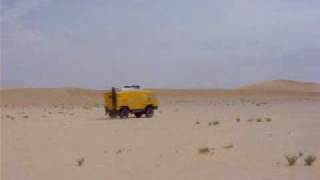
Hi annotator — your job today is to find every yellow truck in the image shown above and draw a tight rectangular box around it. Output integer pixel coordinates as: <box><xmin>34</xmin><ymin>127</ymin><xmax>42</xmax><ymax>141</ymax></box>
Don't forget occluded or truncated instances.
<box><xmin>104</xmin><ymin>86</ymin><xmax>159</xmax><ymax>118</ymax></box>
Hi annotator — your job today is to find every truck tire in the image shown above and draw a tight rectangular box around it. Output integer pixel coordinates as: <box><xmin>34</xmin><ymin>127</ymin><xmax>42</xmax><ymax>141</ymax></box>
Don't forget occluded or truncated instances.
<box><xmin>119</xmin><ymin>108</ymin><xmax>129</xmax><ymax>119</ymax></box>
<box><xmin>109</xmin><ymin>112</ymin><xmax>117</xmax><ymax>118</ymax></box>
<box><xmin>145</xmin><ymin>106</ymin><xmax>154</xmax><ymax>118</ymax></box>
<box><xmin>134</xmin><ymin>112</ymin><xmax>143</xmax><ymax>118</ymax></box>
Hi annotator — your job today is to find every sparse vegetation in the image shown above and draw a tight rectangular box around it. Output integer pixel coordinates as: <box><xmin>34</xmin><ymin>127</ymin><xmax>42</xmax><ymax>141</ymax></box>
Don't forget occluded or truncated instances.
<box><xmin>208</xmin><ymin>121</ymin><xmax>219</xmax><ymax>126</ymax></box>
<box><xmin>196</xmin><ymin>121</ymin><xmax>200</xmax><ymax>125</ymax></box>
<box><xmin>236</xmin><ymin>118</ymin><xmax>240</xmax><ymax>122</ymax></box>
<box><xmin>265</xmin><ymin>117</ymin><xmax>272</xmax><ymax>122</ymax></box>
<box><xmin>116</xmin><ymin>148</ymin><xmax>125</xmax><ymax>154</ymax></box>
<box><xmin>23</xmin><ymin>115</ymin><xmax>29</xmax><ymax>119</ymax></box>
<box><xmin>77</xmin><ymin>158</ymin><xmax>85</xmax><ymax>166</ymax></box>
<box><xmin>304</xmin><ymin>155</ymin><xmax>316</xmax><ymax>166</ymax></box>
<box><xmin>256</xmin><ymin>118</ymin><xmax>262</xmax><ymax>122</ymax></box>
<box><xmin>198</xmin><ymin>147</ymin><xmax>210</xmax><ymax>154</ymax></box>
<box><xmin>285</xmin><ymin>155</ymin><xmax>298</xmax><ymax>166</ymax></box>
<box><xmin>223</xmin><ymin>144</ymin><xmax>234</xmax><ymax>149</ymax></box>
<box><xmin>5</xmin><ymin>115</ymin><xmax>15</xmax><ymax>120</ymax></box>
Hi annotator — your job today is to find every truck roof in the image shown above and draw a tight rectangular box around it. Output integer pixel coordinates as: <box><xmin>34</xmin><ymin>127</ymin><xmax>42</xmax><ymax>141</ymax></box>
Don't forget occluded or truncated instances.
<box><xmin>106</xmin><ymin>88</ymin><xmax>154</xmax><ymax>93</ymax></box>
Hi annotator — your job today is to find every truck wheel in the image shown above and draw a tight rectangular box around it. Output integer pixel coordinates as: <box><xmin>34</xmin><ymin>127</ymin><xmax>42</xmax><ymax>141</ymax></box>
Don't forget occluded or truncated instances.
<box><xmin>134</xmin><ymin>112</ymin><xmax>143</xmax><ymax>118</ymax></box>
<box><xmin>109</xmin><ymin>112</ymin><xmax>117</xmax><ymax>118</ymax></box>
<box><xmin>145</xmin><ymin>107</ymin><xmax>154</xmax><ymax>118</ymax></box>
<box><xmin>119</xmin><ymin>108</ymin><xmax>129</xmax><ymax>119</ymax></box>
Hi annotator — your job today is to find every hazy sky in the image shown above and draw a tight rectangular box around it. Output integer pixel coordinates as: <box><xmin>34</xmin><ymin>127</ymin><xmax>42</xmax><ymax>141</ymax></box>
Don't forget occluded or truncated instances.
<box><xmin>1</xmin><ymin>0</ymin><xmax>320</xmax><ymax>89</ymax></box>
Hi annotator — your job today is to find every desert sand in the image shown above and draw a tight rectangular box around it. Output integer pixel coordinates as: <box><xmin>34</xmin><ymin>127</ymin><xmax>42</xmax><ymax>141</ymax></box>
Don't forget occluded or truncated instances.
<box><xmin>1</xmin><ymin>80</ymin><xmax>320</xmax><ymax>180</ymax></box>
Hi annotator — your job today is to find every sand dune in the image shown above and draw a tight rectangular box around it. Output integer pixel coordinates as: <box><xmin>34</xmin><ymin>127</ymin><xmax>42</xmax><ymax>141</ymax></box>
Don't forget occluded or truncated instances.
<box><xmin>0</xmin><ymin>88</ymin><xmax>104</xmax><ymax>106</ymax></box>
<box><xmin>1</xmin><ymin>80</ymin><xmax>320</xmax><ymax>106</ymax></box>
<box><xmin>240</xmin><ymin>80</ymin><xmax>320</xmax><ymax>92</ymax></box>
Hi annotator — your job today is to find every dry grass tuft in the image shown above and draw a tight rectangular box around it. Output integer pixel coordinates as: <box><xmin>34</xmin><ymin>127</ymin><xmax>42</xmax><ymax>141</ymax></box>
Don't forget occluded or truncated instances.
<box><xmin>208</xmin><ymin>121</ymin><xmax>220</xmax><ymax>126</ymax></box>
<box><xmin>304</xmin><ymin>155</ymin><xmax>316</xmax><ymax>166</ymax></box>
<box><xmin>5</xmin><ymin>115</ymin><xmax>15</xmax><ymax>120</ymax></box>
<box><xmin>223</xmin><ymin>144</ymin><xmax>234</xmax><ymax>149</ymax></box>
<box><xmin>116</xmin><ymin>148</ymin><xmax>125</xmax><ymax>154</ymax></box>
<box><xmin>285</xmin><ymin>155</ymin><xmax>298</xmax><ymax>166</ymax></box>
<box><xmin>198</xmin><ymin>147</ymin><xmax>210</xmax><ymax>154</ymax></box>
<box><xmin>77</xmin><ymin>158</ymin><xmax>85</xmax><ymax>166</ymax></box>
<box><xmin>265</xmin><ymin>117</ymin><xmax>272</xmax><ymax>122</ymax></box>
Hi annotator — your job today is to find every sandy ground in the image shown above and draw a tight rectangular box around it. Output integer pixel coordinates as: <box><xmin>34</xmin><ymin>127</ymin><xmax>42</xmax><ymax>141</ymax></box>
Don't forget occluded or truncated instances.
<box><xmin>1</xmin><ymin>84</ymin><xmax>320</xmax><ymax>180</ymax></box>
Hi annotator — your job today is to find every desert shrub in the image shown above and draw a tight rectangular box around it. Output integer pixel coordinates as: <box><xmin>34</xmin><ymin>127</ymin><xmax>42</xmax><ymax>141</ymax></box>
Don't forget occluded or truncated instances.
<box><xmin>236</xmin><ymin>118</ymin><xmax>240</xmax><ymax>122</ymax></box>
<box><xmin>304</xmin><ymin>155</ymin><xmax>316</xmax><ymax>166</ymax></box>
<box><xmin>285</xmin><ymin>155</ymin><xmax>298</xmax><ymax>166</ymax></box>
<box><xmin>256</xmin><ymin>118</ymin><xmax>262</xmax><ymax>122</ymax></box>
<box><xmin>213</xmin><ymin>121</ymin><xmax>220</xmax><ymax>125</ymax></box>
<box><xmin>23</xmin><ymin>115</ymin><xmax>29</xmax><ymax>119</ymax></box>
<box><xmin>77</xmin><ymin>158</ymin><xmax>85</xmax><ymax>166</ymax></box>
<box><xmin>298</xmin><ymin>152</ymin><xmax>304</xmax><ymax>157</ymax></box>
<box><xmin>198</xmin><ymin>147</ymin><xmax>210</xmax><ymax>154</ymax></box>
<box><xmin>223</xmin><ymin>144</ymin><xmax>234</xmax><ymax>149</ymax></box>
<box><xmin>196</xmin><ymin>121</ymin><xmax>200</xmax><ymax>125</ymax></box>
<box><xmin>208</xmin><ymin>121</ymin><xmax>219</xmax><ymax>126</ymax></box>
<box><xmin>116</xmin><ymin>148</ymin><xmax>125</xmax><ymax>154</ymax></box>
<box><xmin>265</xmin><ymin>117</ymin><xmax>272</xmax><ymax>122</ymax></box>
<box><xmin>6</xmin><ymin>115</ymin><xmax>15</xmax><ymax>120</ymax></box>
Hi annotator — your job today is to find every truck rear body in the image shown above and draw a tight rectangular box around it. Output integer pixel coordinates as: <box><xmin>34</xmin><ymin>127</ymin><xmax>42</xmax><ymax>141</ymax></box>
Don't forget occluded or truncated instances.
<box><xmin>104</xmin><ymin>87</ymin><xmax>159</xmax><ymax>118</ymax></box>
